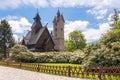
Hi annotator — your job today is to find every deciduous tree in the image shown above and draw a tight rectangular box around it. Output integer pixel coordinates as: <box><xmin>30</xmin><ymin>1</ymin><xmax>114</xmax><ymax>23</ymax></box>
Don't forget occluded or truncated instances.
<box><xmin>65</xmin><ymin>30</ymin><xmax>86</xmax><ymax>51</ymax></box>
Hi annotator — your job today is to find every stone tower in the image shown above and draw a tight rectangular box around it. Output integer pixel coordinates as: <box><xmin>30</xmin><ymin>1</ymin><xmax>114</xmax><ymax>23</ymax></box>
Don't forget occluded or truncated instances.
<box><xmin>53</xmin><ymin>10</ymin><xmax>65</xmax><ymax>51</ymax></box>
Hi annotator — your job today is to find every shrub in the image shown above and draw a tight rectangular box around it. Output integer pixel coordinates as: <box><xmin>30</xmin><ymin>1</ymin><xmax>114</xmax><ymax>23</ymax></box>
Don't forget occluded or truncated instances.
<box><xmin>10</xmin><ymin>45</ymin><xmax>85</xmax><ymax>64</ymax></box>
<box><xmin>55</xmin><ymin>52</ymin><xmax>71</xmax><ymax>63</ymax></box>
<box><xmin>10</xmin><ymin>44</ymin><xmax>28</xmax><ymax>55</ymax></box>
<box><xmin>35</xmin><ymin>52</ymin><xmax>56</xmax><ymax>63</ymax></box>
<box><xmin>11</xmin><ymin>52</ymin><xmax>35</xmax><ymax>63</ymax></box>
<box><xmin>83</xmin><ymin>46</ymin><xmax>120</xmax><ymax>67</ymax></box>
<box><xmin>69</xmin><ymin>50</ymin><xmax>85</xmax><ymax>64</ymax></box>
<box><xmin>10</xmin><ymin>45</ymin><xmax>34</xmax><ymax>62</ymax></box>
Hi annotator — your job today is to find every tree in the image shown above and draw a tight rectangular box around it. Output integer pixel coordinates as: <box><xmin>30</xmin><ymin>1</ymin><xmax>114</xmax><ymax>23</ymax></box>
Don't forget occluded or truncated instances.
<box><xmin>0</xmin><ymin>20</ymin><xmax>15</xmax><ymax>58</ymax></box>
<box><xmin>64</xmin><ymin>40</ymin><xmax>75</xmax><ymax>51</ymax></box>
<box><xmin>65</xmin><ymin>30</ymin><xmax>86</xmax><ymax>51</ymax></box>
<box><xmin>100</xmin><ymin>29</ymin><xmax>120</xmax><ymax>47</ymax></box>
<box><xmin>114</xmin><ymin>21</ymin><xmax>120</xmax><ymax>29</ymax></box>
<box><xmin>83</xmin><ymin>9</ymin><xmax>120</xmax><ymax>67</ymax></box>
<box><xmin>110</xmin><ymin>9</ymin><xmax>120</xmax><ymax>29</ymax></box>
<box><xmin>83</xmin><ymin>30</ymin><xmax>120</xmax><ymax>66</ymax></box>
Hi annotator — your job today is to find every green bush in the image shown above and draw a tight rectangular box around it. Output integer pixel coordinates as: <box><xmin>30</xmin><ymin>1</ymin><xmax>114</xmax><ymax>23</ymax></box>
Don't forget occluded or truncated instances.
<box><xmin>10</xmin><ymin>45</ymin><xmax>85</xmax><ymax>63</ymax></box>
<box><xmin>83</xmin><ymin>30</ymin><xmax>120</xmax><ymax>67</ymax></box>
<box><xmin>10</xmin><ymin>44</ymin><xmax>28</xmax><ymax>54</ymax></box>
<box><xmin>69</xmin><ymin>50</ymin><xmax>85</xmax><ymax>64</ymax></box>
<box><xmin>10</xmin><ymin>45</ymin><xmax>34</xmax><ymax>62</ymax></box>
<box><xmin>84</xmin><ymin>48</ymin><xmax>120</xmax><ymax>66</ymax></box>
<box><xmin>11</xmin><ymin>52</ymin><xmax>35</xmax><ymax>63</ymax></box>
<box><xmin>55</xmin><ymin>52</ymin><xmax>71</xmax><ymax>63</ymax></box>
<box><xmin>100</xmin><ymin>30</ymin><xmax>120</xmax><ymax>47</ymax></box>
<box><xmin>35</xmin><ymin>52</ymin><xmax>56</xmax><ymax>63</ymax></box>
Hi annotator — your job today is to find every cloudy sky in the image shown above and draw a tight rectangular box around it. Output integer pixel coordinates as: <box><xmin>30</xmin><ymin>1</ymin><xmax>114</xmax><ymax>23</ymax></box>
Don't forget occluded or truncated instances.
<box><xmin>0</xmin><ymin>0</ymin><xmax>119</xmax><ymax>43</ymax></box>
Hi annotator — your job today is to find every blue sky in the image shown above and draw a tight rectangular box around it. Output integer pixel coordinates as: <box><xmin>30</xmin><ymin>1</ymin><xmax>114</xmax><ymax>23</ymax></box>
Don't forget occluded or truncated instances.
<box><xmin>0</xmin><ymin>0</ymin><xmax>119</xmax><ymax>43</ymax></box>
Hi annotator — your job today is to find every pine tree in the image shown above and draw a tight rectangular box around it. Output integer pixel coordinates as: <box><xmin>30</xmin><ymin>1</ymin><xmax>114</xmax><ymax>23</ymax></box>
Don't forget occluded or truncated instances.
<box><xmin>0</xmin><ymin>20</ymin><xmax>15</xmax><ymax>58</ymax></box>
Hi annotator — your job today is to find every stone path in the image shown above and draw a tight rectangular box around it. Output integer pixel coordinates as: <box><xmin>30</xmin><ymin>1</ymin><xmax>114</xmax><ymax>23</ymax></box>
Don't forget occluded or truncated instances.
<box><xmin>0</xmin><ymin>66</ymin><xmax>90</xmax><ymax>80</ymax></box>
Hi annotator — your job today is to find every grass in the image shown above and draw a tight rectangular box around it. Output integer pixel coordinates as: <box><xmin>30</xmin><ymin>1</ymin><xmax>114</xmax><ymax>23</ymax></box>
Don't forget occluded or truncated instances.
<box><xmin>40</xmin><ymin>63</ymin><xmax>82</xmax><ymax>66</ymax></box>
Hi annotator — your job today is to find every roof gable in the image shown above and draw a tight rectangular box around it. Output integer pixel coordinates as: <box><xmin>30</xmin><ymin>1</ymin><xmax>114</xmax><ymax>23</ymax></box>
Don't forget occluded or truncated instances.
<box><xmin>28</xmin><ymin>27</ymin><xmax>45</xmax><ymax>45</ymax></box>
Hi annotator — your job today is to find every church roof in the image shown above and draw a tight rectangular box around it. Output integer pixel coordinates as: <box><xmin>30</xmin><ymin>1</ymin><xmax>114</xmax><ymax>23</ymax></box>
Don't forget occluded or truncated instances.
<box><xmin>53</xmin><ymin>10</ymin><xmax>65</xmax><ymax>23</ymax></box>
<box><xmin>28</xmin><ymin>27</ymin><xmax>45</xmax><ymax>45</ymax></box>
<box><xmin>34</xmin><ymin>12</ymin><xmax>41</xmax><ymax>20</ymax></box>
<box><xmin>22</xmin><ymin>31</ymin><xmax>31</xmax><ymax>45</ymax></box>
<box><xmin>22</xmin><ymin>12</ymin><xmax>55</xmax><ymax>52</ymax></box>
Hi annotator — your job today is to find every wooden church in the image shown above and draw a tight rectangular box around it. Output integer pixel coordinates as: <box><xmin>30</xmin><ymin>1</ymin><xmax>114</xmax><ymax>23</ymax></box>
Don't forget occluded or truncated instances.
<box><xmin>22</xmin><ymin>10</ymin><xmax>65</xmax><ymax>52</ymax></box>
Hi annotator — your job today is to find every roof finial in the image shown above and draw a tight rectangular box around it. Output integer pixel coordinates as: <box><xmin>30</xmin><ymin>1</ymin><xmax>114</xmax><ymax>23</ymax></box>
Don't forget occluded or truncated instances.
<box><xmin>33</xmin><ymin>8</ymin><xmax>41</xmax><ymax>20</ymax></box>
<box><xmin>57</xmin><ymin>8</ymin><xmax>60</xmax><ymax>17</ymax></box>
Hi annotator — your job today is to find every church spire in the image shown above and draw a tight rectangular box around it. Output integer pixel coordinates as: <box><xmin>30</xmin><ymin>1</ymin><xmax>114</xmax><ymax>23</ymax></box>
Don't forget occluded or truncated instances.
<box><xmin>33</xmin><ymin>10</ymin><xmax>41</xmax><ymax>21</ymax></box>
<box><xmin>57</xmin><ymin>9</ymin><xmax>60</xmax><ymax>17</ymax></box>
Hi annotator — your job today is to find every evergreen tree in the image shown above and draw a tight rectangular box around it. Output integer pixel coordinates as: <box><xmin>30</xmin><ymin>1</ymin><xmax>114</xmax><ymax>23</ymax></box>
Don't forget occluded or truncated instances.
<box><xmin>0</xmin><ymin>20</ymin><xmax>15</xmax><ymax>58</ymax></box>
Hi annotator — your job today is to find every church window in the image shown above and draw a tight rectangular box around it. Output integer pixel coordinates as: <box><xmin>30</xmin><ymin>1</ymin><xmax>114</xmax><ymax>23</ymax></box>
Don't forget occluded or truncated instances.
<box><xmin>55</xmin><ymin>28</ymin><xmax>57</xmax><ymax>31</ymax></box>
<box><xmin>61</xmin><ymin>28</ymin><xmax>63</xmax><ymax>31</ymax></box>
<box><xmin>55</xmin><ymin>34</ymin><xmax>57</xmax><ymax>37</ymax></box>
<box><xmin>55</xmin><ymin>23</ymin><xmax>57</xmax><ymax>26</ymax></box>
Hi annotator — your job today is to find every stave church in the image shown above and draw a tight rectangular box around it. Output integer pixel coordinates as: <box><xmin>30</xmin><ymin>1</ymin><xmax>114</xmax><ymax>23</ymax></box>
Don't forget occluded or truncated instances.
<box><xmin>21</xmin><ymin>10</ymin><xmax>65</xmax><ymax>52</ymax></box>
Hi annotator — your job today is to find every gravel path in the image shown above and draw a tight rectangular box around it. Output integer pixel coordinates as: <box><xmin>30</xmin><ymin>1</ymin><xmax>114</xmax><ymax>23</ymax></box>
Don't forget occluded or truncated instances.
<box><xmin>0</xmin><ymin>66</ymin><xmax>90</xmax><ymax>80</ymax></box>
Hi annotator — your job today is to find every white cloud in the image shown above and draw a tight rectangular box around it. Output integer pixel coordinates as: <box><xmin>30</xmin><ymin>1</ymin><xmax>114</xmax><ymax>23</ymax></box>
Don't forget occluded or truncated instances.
<box><xmin>0</xmin><ymin>0</ymin><xmax>21</xmax><ymax>9</ymax></box>
<box><xmin>49</xmin><ymin>0</ymin><xmax>120</xmax><ymax>20</ymax></box>
<box><xmin>3</xmin><ymin>16</ymin><xmax>32</xmax><ymax>41</ymax></box>
<box><xmin>83</xmin><ymin>23</ymin><xmax>111</xmax><ymax>43</ymax></box>
<box><xmin>13</xmin><ymin>34</ymin><xmax>19</xmax><ymax>42</ymax></box>
<box><xmin>8</xmin><ymin>17</ymin><xmax>32</xmax><ymax>33</ymax></box>
<box><xmin>50</xmin><ymin>0</ymin><xmax>98</xmax><ymax>8</ymax></box>
<box><xmin>0</xmin><ymin>0</ymin><xmax>120</xmax><ymax>9</ymax></box>
<box><xmin>6</xmin><ymin>15</ymin><xmax>18</xmax><ymax>20</ymax></box>
<box><xmin>65</xmin><ymin>20</ymin><xmax>89</xmax><ymax>39</ymax></box>
<box><xmin>83</xmin><ymin>29</ymin><xmax>101</xmax><ymax>43</ymax></box>
<box><xmin>87</xmin><ymin>9</ymin><xmax>108</xmax><ymax>20</ymax></box>
<box><xmin>22</xmin><ymin>0</ymin><xmax>49</xmax><ymax>8</ymax></box>
<box><xmin>65</xmin><ymin>20</ymin><xmax>111</xmax><ymax>43</ymax></box>
<box><xmin>0</xmin><ymin>0</ymin><xmax>120</xmax><ymax>20</ymax></box>
<box><xmin>0</xmin><ymin>0</ymin><xmax>49</xmax><ymax>9</ymax></box>
<box><xmin>49</xmin><ymin>0</ymin><xmax>120</xmax><ymax>9</ymax></box>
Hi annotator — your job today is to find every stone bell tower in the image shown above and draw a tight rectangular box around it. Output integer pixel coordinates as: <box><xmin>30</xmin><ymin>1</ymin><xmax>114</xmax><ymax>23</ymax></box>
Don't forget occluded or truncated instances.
<box><xmin>53</xmin><ymin>10</ymin><xmax>65</xmax><ymax>51</ymax></box>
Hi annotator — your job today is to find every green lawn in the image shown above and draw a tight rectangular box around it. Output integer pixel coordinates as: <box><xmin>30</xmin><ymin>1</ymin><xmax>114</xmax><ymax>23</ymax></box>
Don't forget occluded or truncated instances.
<box><xmin>40</xmin><ymin>63</ymin><xmax>82</xmax><ymax>66</ymax></box>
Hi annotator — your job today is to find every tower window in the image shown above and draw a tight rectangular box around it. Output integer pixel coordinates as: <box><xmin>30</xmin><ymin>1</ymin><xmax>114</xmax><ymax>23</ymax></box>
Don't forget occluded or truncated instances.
<box><xmin>55</xmin><ymin>34</ymin><xmax>57</xmax><ymax>37</ymax></box>
<box><xmin>61</xmin><ymin>28</ymin><xmax>63</xmax><ymax>31</ymax></box>
<box><xmin>55</xmin><ymin>23</ymin><xmax>57</xmax><ymax>26</ymax></box>
<box><xmin>55</xmin><ymin>28</ymin><xmax>57</xmax><ymax>31</ymax></box>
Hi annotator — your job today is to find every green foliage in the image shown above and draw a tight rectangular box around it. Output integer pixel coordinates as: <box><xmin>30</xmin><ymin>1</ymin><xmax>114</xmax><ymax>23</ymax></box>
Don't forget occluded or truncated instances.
<box><xmin>10</xmin><ymin>45</ymin><xmax>28</xmax><ymax>54</ymax></box>
<box><xmin>83</xmin><ymin>30</ymin><xmax>120</xmax><ymax>67</ymax></box>
<box><xmin>34</xmin><ymin>52</ymin><xmax>56</xmax><ymax>63</ymax></box>
<box><xmin>64</xmin><ymin>40</ymin><xmax>75</xmax><ymax>52</ymax></box>
<box><xmin>0</xmin><ymin>20</ymin><xmax>15</xmax><ymax>57</ymax></box>
<box><xmin>111</xmin><ymin>9</ymin><xmax>119</xmax><ymax>24</ymax></box>
<box><xmin>10</xmin><ymin>45</ymin><xmax>34</xmax><ymax>62</ymax></box>
<box><xmin>10</xmin><ymin>46</ymin><xmax>84</xmax><ymax>64</ymax></box>
<box><xmin>100</xmin><ymin>30</ymin><xmax>120</xmax><ymax>47</ymax></box>
<box><xmin>84</xmin><ymin>46</ymin><xmax>120</xmax><ymax>67</ymax></box>
<box><xmin>69</xmin><ymin>50</ymin><xmax>85</xmax><ymax>64</ymax></box>
<box><xmin>110</xmin><ymin>9</ymin><xmax>120</xmax><ymax>29</ymax></box>
<box><xmin>65</xmin><ymin>30</ymin><xmax>86</xmax><ymax>51</ymax></box>
<box><xmin>113</xmin><ymin>21</ymin><xmax>120</xmax><ymax>29</ymax></box>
